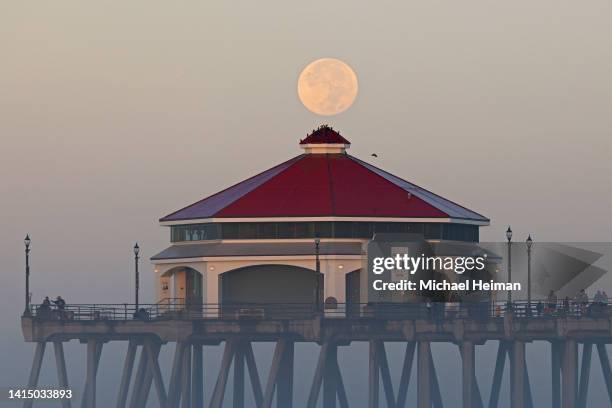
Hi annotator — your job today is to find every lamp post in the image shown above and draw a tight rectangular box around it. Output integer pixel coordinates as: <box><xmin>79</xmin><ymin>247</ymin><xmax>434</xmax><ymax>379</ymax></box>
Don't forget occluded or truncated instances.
<box><xmin>134</xmin><ymin>243</ymin><xmax>140</xmax><ymax>311</ymax></box>
<box><xmin>314</xmin><ymin>236</ymin><xmax>321</xmax><ymax>313</ymax></box>
<box><xmin>526</xmin><ymin>235</ymin><xmax>533</xmax><ymax>315</ymax></box>
<box><xmin>506</xmin><ymin>226</ymin><xmax>513</xmax><ymax>306</ymax></box>
<box><xmin>24</xmin><ymin>235</ymin><xmax>31</xmax><ymax>316</ymax></box>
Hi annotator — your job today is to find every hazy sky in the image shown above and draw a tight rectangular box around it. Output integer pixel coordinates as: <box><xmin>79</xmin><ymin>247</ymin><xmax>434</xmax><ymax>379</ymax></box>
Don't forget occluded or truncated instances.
<box><xmin>2</xmin><ymin>0</ymin><xmax>612</xmax><ymax>303</ymax></box>
<box><xmin>1</xmin><ymin>3</ymin><xmax>612</xmax><ymax>404</ymax></box>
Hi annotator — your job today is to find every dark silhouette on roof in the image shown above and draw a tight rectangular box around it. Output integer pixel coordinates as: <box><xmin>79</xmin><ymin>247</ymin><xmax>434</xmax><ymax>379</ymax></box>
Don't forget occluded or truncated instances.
<box><xmin>299</xmin><ymin>125</ymin><xmax>351</xmax><ymax>145</ymax></box>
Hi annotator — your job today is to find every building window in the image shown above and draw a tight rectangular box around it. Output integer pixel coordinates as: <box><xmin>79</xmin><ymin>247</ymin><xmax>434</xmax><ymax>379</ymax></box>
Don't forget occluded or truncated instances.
<box><xmin>170</xmin><ymin>222</ymin><xmax>478</xmax><ymax>242</ymax></box>
<box><xmin>334</xmin><ymin>222</ymin><xmax>354</xmax><ymax>238</ymax></box>
<box><xmin>239</xmin><ymin>223</ymin><xmax>258</xmax><ymax>239</ymax></box>
<box><xmin>221</xmin><ymin>223</ymin><xmax>239</xmax><ymax>239</ymax></box>
<box><xmin>258</xmin><ymin>223</ymin><xmax>276</xmax><ymax>238</ymax></box>
<box><xmin>277</xmin><ymin>223</ymin><xmax>295</xmax><ymax>238</ymax></box>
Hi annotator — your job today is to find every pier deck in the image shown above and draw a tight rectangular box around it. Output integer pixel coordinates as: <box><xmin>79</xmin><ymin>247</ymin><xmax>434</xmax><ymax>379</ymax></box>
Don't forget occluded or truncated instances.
<box><xmin>20</xmin><ymin>302</ymin><xmax>612</xmax><ymax>408</ymax></box>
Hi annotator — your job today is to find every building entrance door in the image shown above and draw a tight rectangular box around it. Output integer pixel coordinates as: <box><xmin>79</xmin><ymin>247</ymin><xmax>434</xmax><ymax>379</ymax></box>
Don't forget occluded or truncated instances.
<box><xmin>220</xmin><ymin>264</ymin><xmax>319</xmax><ymax>318</ymax></box>
<box><xmin>174</xmin><ymin>268</ymin><xmax>203</xmax><ymax>309</ymax></box>
<box><xmin>184</xmin><ymin>268</ymin><xmax>202</xmax><ymax>307</ymax></box>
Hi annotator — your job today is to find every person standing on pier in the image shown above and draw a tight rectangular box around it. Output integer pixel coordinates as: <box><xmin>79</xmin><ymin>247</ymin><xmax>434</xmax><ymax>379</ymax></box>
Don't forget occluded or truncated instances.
<box><xmin>547</xmin><ymin>290</ymin><xmax>557</xmax><ymax>314</ymax></box>
<box><xmin>576</xmin><ymin>289</ymin><xmax>589</xmax><ymax>315</ymax></box>
<box><xmin>38</xmin><ymin>297</ymin><xmax>52</xmax><ymax>319</ymax></box>
<box><xmin>536</xmin><ymin>301</ymin><xmax>543</xmax><ymax>317</ymax></box>
<box><xmin>41</xmin><ymin>296</ymin><xmax>51</xmax><ymax>309</ymax></box>
<box><xmin>52</xmin><ymin>296</ymin><xmax>66</xmax><ymax>310</ymax></box>
<box><xmin>563</xmin><ymin>297</ymin><xmax>570</xmax><ymax>316</ymax></box>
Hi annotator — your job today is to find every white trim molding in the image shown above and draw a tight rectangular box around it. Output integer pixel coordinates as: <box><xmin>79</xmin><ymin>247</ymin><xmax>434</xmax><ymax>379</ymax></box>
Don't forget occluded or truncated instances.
<box><xmin>160</xmin><ymin>216</ymin><xmax>489</xmax><ymax>227</ymax></box>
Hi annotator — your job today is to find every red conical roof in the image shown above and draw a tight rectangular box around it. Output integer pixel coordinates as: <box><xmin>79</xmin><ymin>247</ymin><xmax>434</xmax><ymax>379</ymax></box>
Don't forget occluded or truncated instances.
<box><xmin>160</xmin><ymin>129</ymin><xmax>488</xmax><ymax>223</ymax></box>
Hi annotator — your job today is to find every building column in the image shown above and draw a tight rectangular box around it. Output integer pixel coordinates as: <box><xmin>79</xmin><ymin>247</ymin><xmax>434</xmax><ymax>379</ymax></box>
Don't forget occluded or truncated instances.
<box><xmin>206</xmin><ymin>269</ymin><xmax>219</xmax><ymax>317</ymax></box>
<box><xmin>335</xmin><ymin>269</ymin><xmax>347</xmax><ymax>305</ymax></box>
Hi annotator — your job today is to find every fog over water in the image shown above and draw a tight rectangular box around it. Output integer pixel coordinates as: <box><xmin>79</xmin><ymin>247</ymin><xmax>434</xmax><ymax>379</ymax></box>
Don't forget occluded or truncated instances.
<box><xmin>2</xmin><ymin>1</ymin><xmax>612</xmax><ymax>406</ymax></box>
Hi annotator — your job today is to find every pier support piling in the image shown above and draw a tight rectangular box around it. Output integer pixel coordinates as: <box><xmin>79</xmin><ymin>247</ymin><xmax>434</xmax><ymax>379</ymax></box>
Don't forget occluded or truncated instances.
<box><xmin>380</xmin><ymin>342</ymin><xmax>397</xmax><ymax>408</ymax></box>
<box><xmin>322</xmin><ymin>343</ymin><xmax>338</xmax><ymax>408</ymax></box>
<box><xmin>261</xmin><ymin>339</ymin><xmax>289</xmax><ymax>408</ymax></box>
<box><xmin>488</xmin><ymin>341</ymin><xmax>507</xmax><ymax>408</ymax></box>
<box><xmin>83</xmin><ymin>340</ymin><xmax>102</xmax><ymax>408</ymax></box>
<box><xmin>129</xmin><ymin>344</ymin><xmax>148</xmax><ymax>408</ymax></box>
<box><xmin>335</xmin><ymin>359</ymin><xmax>349</xmax><ymax>408</ymax></box>
<box><xmin>244</xmin><ymin>342</ymin><xmax>264</xmax><ymax>407</ymax></box>
<box><xmin>232</xmin><ymin>342</ymin><xmax>245</xmax><ymax>408</ymax></box>
<box><xmin>277</xmin><ymin>340</ymin><xmax>294</xmax><ymax>408</ymax></box>
<box><xmin>23</xmin><ymin>342</ymin><xmax>46</xmax><ymax>408</ymax></box>
<box><xmin>193</xmin><ymin>343</ymin><xmax>204</xmax><ymax>408</ymax></box>
<box><xmin>145</xmin><ymin>340</ymin><xmax>167</xmax><ymax>408</ymax></box>
<box><xmin>596</xmin><ymin>343</ymin><xmax>612</xmax><ymax>406</ymax></box>
<box><xmin>510</xmin><ymin>341</ymin><xmax>525</xmax><ymax>408</ymax></box>
<box><xmin>136</xmin><ymin>342</ymin><xmax>159</xmax><ymax>408</ymax></box>
<box><xmin>462</xmin><ymin>341</ymin><xmax>475</xmax><ymax>408</ymax></box>
<box><xmin>368</xmin><ymin>341</ymin><xmax>379</xmax><ymax>408</ymax></box>
<box><xmin>417</xmin><ymin>341</ymin><xmax>431</xmax><ymax>408</ymax></box>
<box><xmin>577</xmin><ymin>343</ymin><xmax>592</xmax><ymax>408</ymax></box>
<box><xmin>53</xmin><ymin>342</ymin><xmax>71</xmax><ymax>408</ymax></box>
<box><xmin>396</xmin><ymin>342</ymin><xmax>416</xmax><ymax>408</ymax></box>
<box><xmin>181</xmin><ymin>343</ymin><xmax>192</xmax><ymax>408</ymax></box>
<box><xmin>307</xmin><ymin>343</ymin><xmax>328</xmax><ymax>408</ymax></box>
<box><xmin>168</xmin><ymin>342</ymin><xmax>186</xmax><ymax>407</ymax></box>
<box><xmin>523</xmin><ymin>361</ymin><xmax>533</xmax><ymax>408</ymax></box>
<box><xmin>429</xmin><ymin>348</ymin><xmax>444</xmax><ymax>408</ymax></box>
<box><xmin>116</xmin><ymin>342</ymin><xmax>137</xmax><ymax>408</ymax></box>
<box><xmin>562</xmin><ymin>340</ymin><xmax>578</xmax><ymax>408</ymax></box>
<box><xmin>209</xmin><ymin>341</ymin><xmax>233</xmax><ymax>408</ymax></box>
<box><xmin>552</xmin><ymin>341</ymin><xmax>561</xmax><ymax>408</ymax></box>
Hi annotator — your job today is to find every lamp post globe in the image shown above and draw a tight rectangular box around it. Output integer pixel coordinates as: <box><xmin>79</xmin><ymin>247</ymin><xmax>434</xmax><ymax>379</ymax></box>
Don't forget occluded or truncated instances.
<box><xmin>526</xmin><ymin>234</ymin><xmax>533</xmax><ymax>249</ymax></box>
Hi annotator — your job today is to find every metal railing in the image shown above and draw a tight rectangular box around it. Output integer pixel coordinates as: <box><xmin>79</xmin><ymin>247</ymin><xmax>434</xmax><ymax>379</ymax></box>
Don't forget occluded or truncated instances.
<box><xmin>27</xmin><ymin>299</ymin><xmax>612</xmax><ymax>322</ymax></box>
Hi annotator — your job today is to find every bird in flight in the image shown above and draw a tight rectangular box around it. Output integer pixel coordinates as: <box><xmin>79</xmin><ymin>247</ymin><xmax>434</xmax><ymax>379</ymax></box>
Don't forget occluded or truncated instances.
<box><xmin>371</xmin><ymin>153</ymin><xmax>378</xmax><ymax>158</ymax></box>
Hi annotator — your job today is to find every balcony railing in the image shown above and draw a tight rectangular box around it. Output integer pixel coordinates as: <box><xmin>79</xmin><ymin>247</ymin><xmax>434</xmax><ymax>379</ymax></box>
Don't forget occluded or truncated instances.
<box><xmin>25</xmin><ymin>299</ymin><xmax>611</xmax><ymax>322</ymax></box>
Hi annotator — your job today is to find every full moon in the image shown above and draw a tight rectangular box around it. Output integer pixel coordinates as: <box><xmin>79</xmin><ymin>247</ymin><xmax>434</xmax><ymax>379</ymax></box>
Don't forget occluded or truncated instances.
<box><xmin>297</xmin><ymin>58</ymin><xmax>358</xmax><ymax>116</ymax></box>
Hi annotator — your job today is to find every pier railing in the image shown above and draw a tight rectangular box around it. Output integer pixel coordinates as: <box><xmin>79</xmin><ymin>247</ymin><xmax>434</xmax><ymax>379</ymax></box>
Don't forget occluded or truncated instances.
<box><xmin>27</xmin><ymin>299</ymin><xmax>612</xmax><ymax>322</ymax></box>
